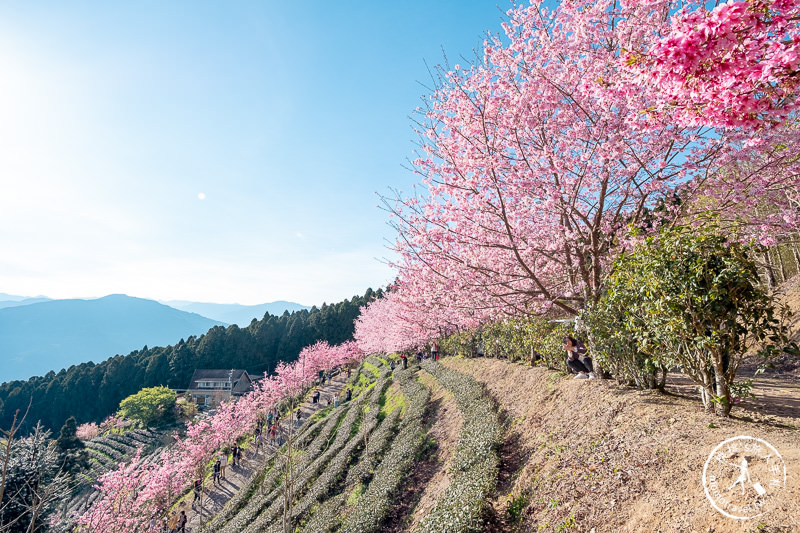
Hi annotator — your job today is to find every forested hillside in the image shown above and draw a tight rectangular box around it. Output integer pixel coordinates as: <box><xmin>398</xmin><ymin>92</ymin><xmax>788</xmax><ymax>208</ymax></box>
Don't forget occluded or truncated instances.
<box><xmin>0</xmin><ymin>289</ymin><xmax>381</xmax><ymax>433</ymax></box>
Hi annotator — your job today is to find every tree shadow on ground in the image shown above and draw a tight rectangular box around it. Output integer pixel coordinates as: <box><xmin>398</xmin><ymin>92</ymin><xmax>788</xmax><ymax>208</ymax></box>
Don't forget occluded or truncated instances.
<box><xmin>665</xmin><ymin>372</ymin><xmax>799</xmax><ymax>428</ymax></box>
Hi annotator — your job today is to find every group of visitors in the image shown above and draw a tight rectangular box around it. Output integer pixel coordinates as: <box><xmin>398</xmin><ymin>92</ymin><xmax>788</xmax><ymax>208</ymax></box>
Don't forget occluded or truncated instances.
<box><xmin>147</xmin><ymin>363</ymin><xmax>364</xmax><ymax>533</ymax></box>
<box><xmin>231</xmin><ymin>444</ymin><xmax>242</xmax><ymax>466</ymax></box>
<box><xmin>393</xmin><ymin>341</ymin><xmax>445</xmax><ymax>370</ymax></box>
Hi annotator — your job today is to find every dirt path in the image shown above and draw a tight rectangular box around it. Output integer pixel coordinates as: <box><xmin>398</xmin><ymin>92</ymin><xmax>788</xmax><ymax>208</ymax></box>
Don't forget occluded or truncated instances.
<box><xmin>665</xmin><ymin>370</ymin><xmax>800</xmax><ymax>424</ymax></box>
<box><xmin>182</xmin><ymin>371</ymin><xmax>350</xmax><ymax>532</ymax></box>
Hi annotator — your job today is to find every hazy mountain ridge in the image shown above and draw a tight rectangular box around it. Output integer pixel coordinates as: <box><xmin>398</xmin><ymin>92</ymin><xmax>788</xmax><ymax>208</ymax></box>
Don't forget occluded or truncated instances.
<box><xmin>0</xmin><ymin>289</ymin><xmax>380</xmax><ymax>433</ymax></box>
<box><xmin>0</xmin><ymin>295</ymin><xmax>224</xmax><ymax>383</ymax></box>
<box><xmin>163</xmin><ymin>300</ymin><xmax>309</xmax><ymax>326</ymax></box>
<box><xmin>0</xmin><ymin>297</ymin><xmax>52</xmax><ymax>309</ymax></box>
<box><xmin>0</xmin><ymin>293</ymin><xmax>308</xmax><ymax>324</ymax></box>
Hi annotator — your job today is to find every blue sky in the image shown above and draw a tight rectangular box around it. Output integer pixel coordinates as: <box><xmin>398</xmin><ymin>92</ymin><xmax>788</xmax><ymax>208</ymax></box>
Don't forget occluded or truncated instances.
<box><xmin>0</xmin><ymin>1</ymin><xmax>506</xmax><ymax>306</ymax></box>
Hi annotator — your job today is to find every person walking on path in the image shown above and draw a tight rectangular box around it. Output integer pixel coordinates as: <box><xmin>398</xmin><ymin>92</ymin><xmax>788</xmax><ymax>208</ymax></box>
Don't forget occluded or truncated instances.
<box><xmin>212</xmin><ymin>459</ymin><xmax>221</xmax><ymax>485</ymax></box>
<box><xmin>176</xmin><ymin>511</ymin><xmax>187</xmax><ymax>533</ymax></box>
<box><xmin>431</xmin><ymin>341</ymin><xmax>439</xmax><ymax>360</ymax></box>
<box><xmin>401</xmin><ymin>354</ymin><xmax>408</xmax><ymax>369</ymax></box>
<box><xmin>232</xmin><ymin>445</ymin><xmax>240</xmax><ymax>467</ymax></box>
<box><xmin>192</xmin><ymin>478</ymin><xmax>202</xmax><ymax>504</ymax></box>
<box><xmin>219</xmin><ymin>452</ymin><xmax>227</xmax><ymax>479</ymax></box>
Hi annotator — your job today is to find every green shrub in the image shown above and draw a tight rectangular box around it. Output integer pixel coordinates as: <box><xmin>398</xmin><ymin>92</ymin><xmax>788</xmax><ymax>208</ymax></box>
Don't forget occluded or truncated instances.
<box><xmin>117</xmin><ymin>386</ymin><xmax>176</xmax><ymax>427</ymax></box>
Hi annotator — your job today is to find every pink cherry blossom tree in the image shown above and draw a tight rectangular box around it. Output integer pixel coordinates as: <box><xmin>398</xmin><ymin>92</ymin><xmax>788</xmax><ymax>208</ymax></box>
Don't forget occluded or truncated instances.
<box><xmin>76</xmin><ymin>341</ymin><xmax>364</xmax><ymax>532</ymax></box>
<box><xmin>627</xmin><ymin>0</ymin><xmax>800</xmax><ymax>130</ymax></box>
<box><xmin>387</xmin><ymin>0</ymin><xmax>799</xmax><ymax>322</ymax></box>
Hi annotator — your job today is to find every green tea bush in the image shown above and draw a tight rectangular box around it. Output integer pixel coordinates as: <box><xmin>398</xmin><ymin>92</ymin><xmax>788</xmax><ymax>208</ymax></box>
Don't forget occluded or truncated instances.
<box><xmin>337</xmin><ymin>368</ymin><xmax>430</xmax><ymax>533</ymax></box>
<box><xmin>273</xmin><ymin>377</ymin><xmax>391</xmax><ymax>531</ymax></box>
<box><xmin>437</xmin><ymin>317</ymin><xmax>572</xmax><ymax>370</ymax></box>
<box><xmin>417</xmin><ymin>361</ymin><xmax>503</xmax><ymax>533</ymax></box>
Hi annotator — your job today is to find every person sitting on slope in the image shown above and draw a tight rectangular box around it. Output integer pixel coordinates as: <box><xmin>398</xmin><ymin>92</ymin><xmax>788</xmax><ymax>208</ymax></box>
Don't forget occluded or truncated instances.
<box><xmin>564</xmin><ymin>336</ymin><xmax>595</xmax><ymax>379</ymax></box>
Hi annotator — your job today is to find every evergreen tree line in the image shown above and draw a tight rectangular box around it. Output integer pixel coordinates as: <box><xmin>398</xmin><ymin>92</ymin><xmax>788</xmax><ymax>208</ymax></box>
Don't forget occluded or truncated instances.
<box><xmin>0</xmin><ymin>289</ymin><xmax>381</xmax><ymax>434</ymax></box>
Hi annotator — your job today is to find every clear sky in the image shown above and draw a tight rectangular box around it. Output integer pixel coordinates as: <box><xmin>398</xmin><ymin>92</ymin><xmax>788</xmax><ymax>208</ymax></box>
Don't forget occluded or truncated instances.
<box><xmin>0</xmin><ymin>1</ymin><xmax>506</xmax><ymax>306</ymax></box>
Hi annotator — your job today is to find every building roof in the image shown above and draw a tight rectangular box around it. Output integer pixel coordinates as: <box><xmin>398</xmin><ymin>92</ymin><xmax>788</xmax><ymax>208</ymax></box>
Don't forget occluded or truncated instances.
<box><xmin>188</xmin><ymin>369</ymin><xmax>251</xmax><ymax>390</ymax></box>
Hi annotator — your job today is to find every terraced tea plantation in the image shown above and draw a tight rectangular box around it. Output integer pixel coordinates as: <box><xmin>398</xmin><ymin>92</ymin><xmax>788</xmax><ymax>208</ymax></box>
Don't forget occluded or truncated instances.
<box><xmin>198</xmin><ymin>356</ymin><xmax>502</xmax><ymax>533</ymax></box>
<box><xmin>68</xmin><ymin>428</ymin><xmax>164</xmax><ymax>516</ymax></box>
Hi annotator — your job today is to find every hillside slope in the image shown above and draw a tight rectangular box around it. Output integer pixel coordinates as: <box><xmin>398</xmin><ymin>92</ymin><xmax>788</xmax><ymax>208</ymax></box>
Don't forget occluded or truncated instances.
<box><xmin>778</xmin><ymin>274</ymin><xmax>800</xmax><ymax>356</ymax></box>
<box><xmin>443</xmin><ymin>357</ymin><xmax>799</xmax><ymax>532</ymax></box>
<box><xmin>0</xmin><ymin>294</ymin><xmax>223</xmax><ymax>383</ymax></box>
<box><xmin>92</xmin><ymin>354</ymin><xmax>796</xmax><ymax>532</ymax></box>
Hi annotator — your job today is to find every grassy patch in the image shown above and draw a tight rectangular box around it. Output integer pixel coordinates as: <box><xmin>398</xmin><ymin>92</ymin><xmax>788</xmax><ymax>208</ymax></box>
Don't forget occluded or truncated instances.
<box><xmin>362</xmin><ymin>361</ymin><xmax>382</xmax><ymax>379</ymax></box>
<box><xmin>379</xmin><ymin>382</ymin><xmax>406</xmax><ymax>421</ymax></box>
<box><xmin>310</xmin><ymin>405</ymin><xmax>334</xmax><ymax>423</ymax></box>
<box><xmin>346</xmin><ymin>483</ymin><xmax>365</xmax><ymax>506</ymax></box>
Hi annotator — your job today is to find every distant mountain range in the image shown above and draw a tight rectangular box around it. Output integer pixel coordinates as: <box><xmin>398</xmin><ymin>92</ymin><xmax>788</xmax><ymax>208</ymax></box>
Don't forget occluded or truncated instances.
<box><xmin>0</xmin><ymin>294</ymin><xmax>310</xmax><ymax>384</ymax></box>
<box><xmin>0</xmin><ymin>295</ymin><xmax>226</xmax><ymax>383</ymax></box>
<box><xmin>0</xmin><ymin>292</ymin><xmax>52</xmax><ymax>309</ymax></box>
<box><xmin>162</xmin><ymin>300</ymin><xmax>309</xmax><ymax>326</ymax></box>
<box><xmin>0</xmin><ymin>297</ymin><xmax>52</xmax><ymax>309</ymax></box>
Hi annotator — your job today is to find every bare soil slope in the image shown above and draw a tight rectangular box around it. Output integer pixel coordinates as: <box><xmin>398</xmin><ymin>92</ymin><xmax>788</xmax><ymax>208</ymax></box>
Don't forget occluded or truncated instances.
<box><xmin>443</xmin><ymin>358</ymin><xmax>799</xmax><ymax>533</ymax></box>
<box><xmin>779</xmin><ymin>273</ymin><xmax>800</xmax><ymax>344</ymax></box>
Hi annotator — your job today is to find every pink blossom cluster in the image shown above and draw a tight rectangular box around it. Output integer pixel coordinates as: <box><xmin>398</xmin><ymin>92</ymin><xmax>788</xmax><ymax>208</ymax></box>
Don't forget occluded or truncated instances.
<box><xmin>386</xmin><ymin>0</ymin><xmax>716</xmax><ymax>320</ymax></box>
<box><xmin>99</xmin><ymin>415</ymin><xmax>130</xmax><ymax>433</ymax></box>
<box><xmin>75</xmin><ymin>341</ymin><xmax>363</xmax><ymax>532</ymax></box>
<box><xmin>353</xmin><ymin>289</ymin><xmax>476</xmax><ymax>353</ymax></box>
<box><xmin>356</xmin><ymin>0</ymin><xmax>800</xmax><ymax>345</ymax></box>
<box><xmin>629</xmin><ymin>0</ymin><xmax>800</xmax><ymax>130</ymax></box>
<box><xmin>76</xmin><ymin>421</ymin><xmax>100</xmax><ymax>441</ymax></box>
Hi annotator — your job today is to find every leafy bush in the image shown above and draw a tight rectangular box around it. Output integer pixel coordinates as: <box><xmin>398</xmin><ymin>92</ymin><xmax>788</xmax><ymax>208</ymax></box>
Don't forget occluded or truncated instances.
<box><xmin>581</xmin><ymin>225</ymin><xmax>798</xmax><ymax>415</ymax></box>
<box><xmin>439</xmin><ymin>317</ymin><xmax>573</xmax><ymax>370</ymax></box>
<box><xmin>117</xmin><ymin>386</ymin><xmax>177</xmax><ymax>427</ymax></box>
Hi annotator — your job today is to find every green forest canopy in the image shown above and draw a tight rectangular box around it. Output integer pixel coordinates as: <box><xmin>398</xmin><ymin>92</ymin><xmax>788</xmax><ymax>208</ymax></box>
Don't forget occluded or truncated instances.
<box><xmin>0</xmin><ymin>288</ymin><xmax>381</xmax><ymax>433</ymax></box>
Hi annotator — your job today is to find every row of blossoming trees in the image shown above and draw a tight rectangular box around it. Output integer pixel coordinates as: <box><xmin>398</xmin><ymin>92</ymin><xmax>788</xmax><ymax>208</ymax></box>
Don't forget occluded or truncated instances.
<box><xmin>72</xmin><ymin>341</ymin><xmax>362</xmax><ymax>532</ymax></box>
<box><xmin>70</xmin><ymin>1</ymin><xmax>800</xmax><ymax>528</ymax></box>
<box><xmin>355</xmin><ymin>0</ymin><xmax>800</xmax><ymax>401</ymax></box>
